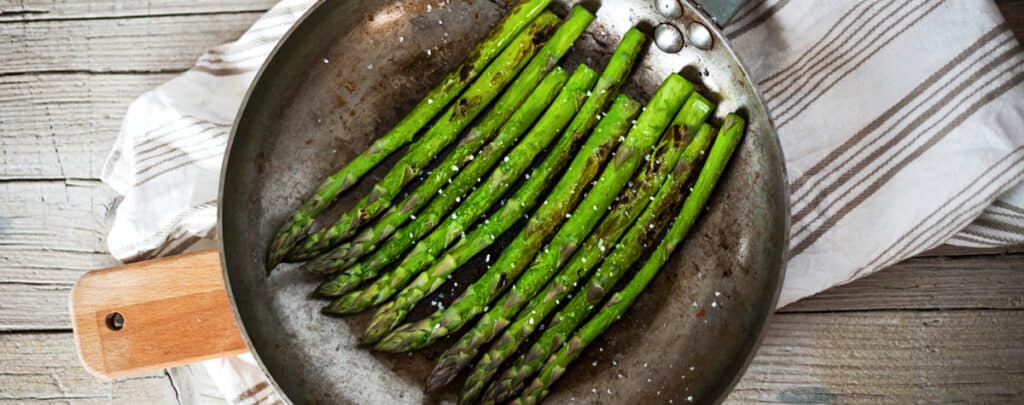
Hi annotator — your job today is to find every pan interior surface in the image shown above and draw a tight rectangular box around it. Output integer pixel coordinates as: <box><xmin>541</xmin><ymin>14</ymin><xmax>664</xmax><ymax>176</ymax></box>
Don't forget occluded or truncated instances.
<box><xmin>219</xmin><ymin>0</ymin><xmax>788</xmax><ymax>403</ymax></box>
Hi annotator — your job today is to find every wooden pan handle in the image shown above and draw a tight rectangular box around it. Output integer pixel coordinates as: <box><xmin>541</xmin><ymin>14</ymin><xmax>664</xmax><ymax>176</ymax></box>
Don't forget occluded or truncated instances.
<box><xmin>69</xmin><ymin>249</ymin><xmax>247</xmax><ymax>379</ymax></box>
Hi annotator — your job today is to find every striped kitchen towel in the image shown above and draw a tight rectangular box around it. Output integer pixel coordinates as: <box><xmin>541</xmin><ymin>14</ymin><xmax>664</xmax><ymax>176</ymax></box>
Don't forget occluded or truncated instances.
<box><xmin>100</xmin><ymin>0</ymin><xmax>1024</xmax><ymax>402</ymax></box>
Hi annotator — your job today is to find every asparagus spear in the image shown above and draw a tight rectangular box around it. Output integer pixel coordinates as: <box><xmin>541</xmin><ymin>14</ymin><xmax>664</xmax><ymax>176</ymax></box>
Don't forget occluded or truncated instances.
<box><xmin>354</xmin><ymin>29</ymin><xmax>650</xmax><ymax>339</ymax></box>
<box><xmin>515</xmin><ymin>115</ymin><xmax>745</xmax><ymax>405</ymax></box>
<box><xmin>360</xmin><ymin>95</ymin><xmax>642</xmax><ymax>342</ymax></box>
<box><xmin>438</xmin><ymin>93</ymin><xmax>714</xmax><ymax>398</ymax></box>
<box><xmin>266</xmin><ymin>0</ymin><xmax>553</xmax><ymax>269</ymax></box>
<box><xmin>316</xmin><ymin>27</ymin><xmax>648</xmax><ymax>286</ymax></box>
<box><xmin>282</xmin><ymin>12</ymin><xmax>559</xmax><ymax>265</ymax></box>
<box><xmin>288</xmin><ymin>6</ymin><xmax>596</xmax><ymax>261</ymax></box>
<box><xmin>375</xmin><ymin>74</ymin><xmax>693</xmax><ymax>353</ymax></box>
<box><xmin>485</xmin><ymin>121</ymin><xmax>721</xmax><ymax>404</ymax></box>
<box><xmin>317</xmin><ymin>65</ymin><xmax>594</xmax><ymax>302</ymax></box>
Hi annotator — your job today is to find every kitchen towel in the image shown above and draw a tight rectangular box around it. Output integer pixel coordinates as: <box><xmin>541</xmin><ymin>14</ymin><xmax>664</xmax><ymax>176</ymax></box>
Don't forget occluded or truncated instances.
<box><xmin>101</xmin><ymin>0</ymin><xmax>1024</xmax><ymax>403</ymax></box>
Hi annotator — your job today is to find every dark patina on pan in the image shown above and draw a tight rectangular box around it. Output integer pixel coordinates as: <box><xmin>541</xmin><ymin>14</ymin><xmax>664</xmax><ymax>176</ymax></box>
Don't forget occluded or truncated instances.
<box><xmin>219</xmin><ymin>0</ymin><xmax>788</xmax><ymax>403</ymax></box>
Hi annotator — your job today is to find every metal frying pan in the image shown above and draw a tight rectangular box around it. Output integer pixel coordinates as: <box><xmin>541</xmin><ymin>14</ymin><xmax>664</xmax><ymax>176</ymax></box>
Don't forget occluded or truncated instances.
<box><xmin>72</xmin><ymin>0</ymin><xmax>788</xmax><ymax>403</ymax></box>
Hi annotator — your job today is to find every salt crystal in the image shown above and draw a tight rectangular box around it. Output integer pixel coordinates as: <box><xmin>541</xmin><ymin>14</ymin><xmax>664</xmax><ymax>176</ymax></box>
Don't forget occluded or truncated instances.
<box><xmin>427</xmin><ymin>49</ymin><xmax>432</xmax><ymax>56</ymax></box>
<box><xmin>714</xmin><ymin>291</ymin><xmax>721</xmax><ymax>297</ymax></box>
<box><xmin>451</xmin><ymin>165</ymin><xmax>459</xmax><ymax>172</ymax></box>
<box><xmin>686</xmin><ymin>396</ymin><xmax>693</xmax><ymax>402</ymax></box>
<box><xmin>399</xmin><ymin>36</ymin><xmax>405</xmax><ymax>43</ymax></box>
<box><xmin>323</xmin><ymin>58</ymin><xmax>330</xmax><ymax>64</ymax></box>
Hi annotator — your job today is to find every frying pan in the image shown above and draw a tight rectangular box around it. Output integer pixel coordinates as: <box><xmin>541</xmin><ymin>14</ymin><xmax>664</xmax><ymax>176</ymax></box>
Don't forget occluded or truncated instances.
<box><xmin>70</xmin><ymin>0</ymin><xmax>788</xmax><ymax>403</ymax></box>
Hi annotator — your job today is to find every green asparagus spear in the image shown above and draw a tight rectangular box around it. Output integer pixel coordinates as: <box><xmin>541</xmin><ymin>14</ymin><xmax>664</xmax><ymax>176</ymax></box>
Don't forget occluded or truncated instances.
<box><xmin>355</xmin><ymin>29</ymin><xmax>649</xmax><ymax>340</ymax></box>
<box><xmin>282</xmin><ymin>12</ymin><xmax>559</xmax><ymax>264</ymax></box>
<box><xmin>485</xmin><ymin>121</ymin><xmax>721</xmax><ymax>404</ymax></box>
<box><xmin>515</xmin><ymin>115</ymin><xmax>745</xmax><ymax>405</ymax></box>
<box><xmin>361</xmin><ymin>95</ymin><xmax>642</xmax><ymax>342</ymax></box>
<box><xmin>439</xmin><ymin>93</ymin><xmax>714</xmax><ymax>398</ymax></box>
<box><xmin>288</xmin><ymin>6</ymin><xmax>596</xmax><ymax>261</ymax></box>
<box><xmin>375</xmin><ymin>74</ymin><xmax>693</xmax><ymax>353</ymax></box>
<box><xmin>316</xmin><ymin>28</ymin><xmax>647</xmax><ymax>283</ymax></box>
<box><xmin>266</xmin><ymin>0</ymin><xmax>553</xmax><ymax>269</ymax></box>
<box><xmin>317</xmin><ymin>65</ymin><xmax>594</xmax><ymax>303</ymax></box>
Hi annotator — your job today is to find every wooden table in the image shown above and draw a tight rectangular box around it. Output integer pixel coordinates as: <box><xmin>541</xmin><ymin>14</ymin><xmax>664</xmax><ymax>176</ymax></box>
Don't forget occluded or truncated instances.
<box><xmin>1</xmin><ymin>1</ymin><xmax>1022</xmax><ymax>403</ymax></box>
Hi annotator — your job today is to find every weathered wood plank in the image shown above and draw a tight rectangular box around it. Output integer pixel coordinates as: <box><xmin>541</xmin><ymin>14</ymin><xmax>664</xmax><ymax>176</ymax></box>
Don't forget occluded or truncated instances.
<box><xmin>728</xmin><ymin>310</ymin><xmax>1024</xmax><ymax>404</ymax></box>
<box><xmin>0</xmin><ymin>12</ymin><xmax>263</xmax><ymax>75</ymax></box>
<box><xmin>0</xmin><ymin>332</ymin><xmax>222</xmax><ymax>404</ymax></box>
<box><xmin>0</xmin><ymin>0</ymin><xmax>276</xmax><ymax>22</ymax></box>
<box><xmin>922</xmin><ymin>243</ymin><xmax>1024</xmax><ymax>257</ymax></box>
<box><xmin>782</xmin><ymin>254</ymin><xmax>1024</xmax><ymax>313</ymax></box>
<box><xmin>0</xmin><ymin>180</ymin><xmax>119</xmax><ymax>288</ymax></box>
<box><xmin>1</xmin><ymin>73</ymin><xmax>176</xmax><ymax>179</ymax></box>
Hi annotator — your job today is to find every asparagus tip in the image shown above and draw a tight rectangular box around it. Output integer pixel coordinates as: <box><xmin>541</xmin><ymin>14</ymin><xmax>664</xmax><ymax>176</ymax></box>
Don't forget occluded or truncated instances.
<box><xmin>426</xmin><ymin>358</ymin><xmax>460</xmax><ymax>391</ymax></box>
<box><xmin>317</xmin><ymin>275</ymin><xmax>361</xmax><ymax>297</ymax></box>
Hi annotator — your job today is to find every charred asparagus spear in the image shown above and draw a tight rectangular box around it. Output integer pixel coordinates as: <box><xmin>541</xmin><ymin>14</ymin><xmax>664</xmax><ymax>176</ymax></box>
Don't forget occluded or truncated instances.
<box><xmin>375</xmin><ymin>74</ymin><xmax>693</xmax><ymax>353</ymax></box>
<box><xmin>355</xmin><ymin>29</ymin><xmax>650</xmax><ymax>341</ymax></box>
<box><xmin>315</xmin><ymin>27</ymin><xmax>647</xmax><ymax>290</ymax></box>
<box><xmin>288</xmin><ymin>6</ymin><xmax>596</xmax><ymax>261</ymax></box>
<box><xmin>266</xmin><ymin>0</ymin><xmax>552</xmax><ymax>269</ymax></box>
<box><xmin>515</xmin><ymin>115</ymin><xmax>745</xmax><ymax>405</ymax></box>
<box><xmin>359</xmin><ymin>95</ymin><xmax>642</xmax><ymax>342</ymax></box>
<box><xmin>438</xmin><ymin>94</ymin><xmax>714</xmax><ymax>399</ymax></box>
<box><xmin>281</xmin><ymin>12</ymin><xmax>559</xmax><ymax>264</ymax></box>
<box><xmin>317</xmin><ymin>65</ymin><xmax>596</xmax><ymax>301</ymax></box>
<box><xmin>485</xmin><ymin>121</ymin><xmax>721</xmax><ymax>404</ymax></box>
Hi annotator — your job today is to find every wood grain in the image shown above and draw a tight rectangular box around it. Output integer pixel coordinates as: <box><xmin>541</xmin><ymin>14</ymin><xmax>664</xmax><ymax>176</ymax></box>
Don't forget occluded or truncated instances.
<box><xmin>0</xmin><ymin>332</ymin><xmax>222</xmax><ymax>404</ymax></box>
<box><xmin>782</xmin><ymin>254</ymin><xmax>1024</xmax><ymax>313</ymax></box>
<box><xmin>70</xmin><ymin>249</ymin><xmax>246</xmax><ymax>379</ymax></box>
<box><xmin>1</xmin><ymin>73</ymin><xmax>176</xmax><ymax>179</ymax></box>
<box><xmin>0</xmin><ymin>180</ymin><xmax>118</xmax><ymax>284</ymax></box>
<box><xmin>0</xmin><ymin>12</ymin><xmax>264</xmax><ymax>75</ymax></box>
<box><xmin>728</xmin><ymin>310</ymin><xmax>1024</xmax><ymax>404</ymax></box>
<box><xmin>0</xmin><ymin>0</ymin><xmax>276</xmax><ymax>22</ymax></box>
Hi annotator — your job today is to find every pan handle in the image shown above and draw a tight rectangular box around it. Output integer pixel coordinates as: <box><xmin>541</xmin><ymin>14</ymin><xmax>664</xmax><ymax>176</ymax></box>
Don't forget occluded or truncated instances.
<box><xmin>69</xmin><ymin>249</ymin><xmax>247</xmax><ymax>379</ymax></box>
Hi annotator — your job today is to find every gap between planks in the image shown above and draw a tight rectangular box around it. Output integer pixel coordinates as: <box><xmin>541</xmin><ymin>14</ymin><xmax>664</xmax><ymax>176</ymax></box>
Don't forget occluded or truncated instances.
<box><xmin>0</xmin><ymin>0</ymin><xmax>277</xmax><ymax>22</ymax></box>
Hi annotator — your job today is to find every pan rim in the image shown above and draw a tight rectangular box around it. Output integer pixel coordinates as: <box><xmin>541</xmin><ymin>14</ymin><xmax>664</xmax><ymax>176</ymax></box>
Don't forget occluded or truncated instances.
<box><xmin>216</xmin><ymin>1</ymin><xmax>328</xmax><ymax>404</ymax></box>
<box><xmin>216</xmin><ymin>1</ymin><xmax>790</xmax><ymax>403</ymax></box>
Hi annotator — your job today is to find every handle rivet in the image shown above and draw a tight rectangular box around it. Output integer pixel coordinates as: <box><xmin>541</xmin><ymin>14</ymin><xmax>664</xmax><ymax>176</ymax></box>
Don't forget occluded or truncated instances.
<box><xmin>654</xmin><ymin>23</ymin><xmax>684</xmax><ymax>53</ymax></box>
<box><xmin>106</xmin><ymin>312</ymin><xmax>125</xmax><ymax>331</ymax></box>
<box><xmin>687</xmin><ymin>22</ymin><xmax>713</xmax><ymax>50</ymax></box>
<box><xmin>655</xmin><ymin>0</ymin><xmax>683</xmax><ymax>19</ymax></box>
